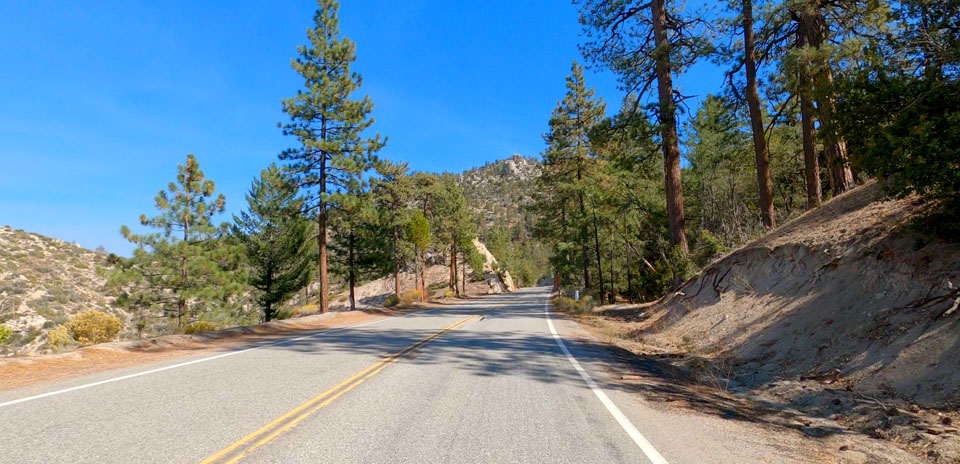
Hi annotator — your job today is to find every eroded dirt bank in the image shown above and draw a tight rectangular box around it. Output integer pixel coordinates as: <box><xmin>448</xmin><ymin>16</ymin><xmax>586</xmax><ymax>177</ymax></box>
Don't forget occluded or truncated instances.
<box><xmin>576</xmin><ymin>182</ymin><xmax>960</xmax><ymax>462</ymax></box>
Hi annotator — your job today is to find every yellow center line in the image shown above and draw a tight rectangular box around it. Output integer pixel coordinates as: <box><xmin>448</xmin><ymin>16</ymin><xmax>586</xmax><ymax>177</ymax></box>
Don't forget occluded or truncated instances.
<box><xmin>201</xmin><ymin>313</ymin><xmax>479</xmax><ymax>464</ymax></box>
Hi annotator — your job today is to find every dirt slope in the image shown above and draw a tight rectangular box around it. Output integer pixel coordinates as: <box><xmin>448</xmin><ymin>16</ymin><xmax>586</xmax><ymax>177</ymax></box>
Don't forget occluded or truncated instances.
<box><xmin>636</xmin><ymin>181</ymin><xmax>960</xmax><ymax>408</ymax></box>
<box><xmin>576</xmin><ymin>182</ymin><xmax>960</xmax><ymax>461</ymax></box>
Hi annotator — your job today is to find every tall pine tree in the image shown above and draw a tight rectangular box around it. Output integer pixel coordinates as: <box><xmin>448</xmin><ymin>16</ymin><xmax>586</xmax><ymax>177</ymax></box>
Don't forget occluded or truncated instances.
<box><xmin>279</xmin><ymin>0</ymin><xmax>385</xmax><ymax>313</ymax></box>
<box><xmin>536</xmin><ymin>62</ymin><xmax>606</xmax><ymax>292</ymax></box>
<box><xmin>579</xmin><ymin>0</ymin><xmax>712</xmax><ymax>255</ymax></box>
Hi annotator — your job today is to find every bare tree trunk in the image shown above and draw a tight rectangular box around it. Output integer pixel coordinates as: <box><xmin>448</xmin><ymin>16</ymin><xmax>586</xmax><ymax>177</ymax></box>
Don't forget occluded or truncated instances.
<box><xmin>652</xmin><ymin>0</ymin><xmax>689</xmax><ymax>255</ymax></box>
<box><xmin>591</xmin><ymin>205</ymin><xmax>605</xmax><ymax>300</ymax></box>
<box><xmin>393</xmin><ymin>227</ymin><xmax>401</xmax><ymax>297</ymax></box>
<box><xmin>817</xmin><ymin>68</ymin><xmax>855</xmax><ymax>195</ymax></box>
<box><xmin>318</xmin><ymin>121</ymin><xmax>330</xmax><ymax>313</ymax></box>
<box><xmin>797</xmin><ymin>4</ymin><xmax>854</xmax><ymax>196</ymax></box>
<box><xmin>743</xmin><ymin>0</ymin><xmax>776</xmax><ymax>228</ymax></box>
<box><xmin>577</xmin><ymin>192</ymin><xmax>592</xmax><ymax>289</ymax></box>
<box><xmin>449</xmin><ymin>243</ymin><xmax>456</xmax><ymax>293</ymax></box>
<box><xmin>799</xmin><ymin>84</ymin><xmax>822</xmax><ymax>209</ymax></box>
<box><xmin>420</xmin><ymin>250</ymin><xmax>427</xmax><ymax>302</ymax></box>
<box><xmin>795</xmin><ymin>9</ymin><xmax>822</xmax><ymax>209</ymax></box>
<box><xmin>348</xmin><ymin>230</ymin><xmax>356</xmax><ymax>311</ymax></box>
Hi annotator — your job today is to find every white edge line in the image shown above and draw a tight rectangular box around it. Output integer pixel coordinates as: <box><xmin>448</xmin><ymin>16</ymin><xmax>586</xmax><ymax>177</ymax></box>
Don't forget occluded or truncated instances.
<box><xmin>0</xmin><ymin>308</ymin><xmax>444</xmax><ymax>409</ymax></box>
<box><xmin>544</xmin><ymin>295</ymin><xmax>670</xmax><ymax>464</ymax></box>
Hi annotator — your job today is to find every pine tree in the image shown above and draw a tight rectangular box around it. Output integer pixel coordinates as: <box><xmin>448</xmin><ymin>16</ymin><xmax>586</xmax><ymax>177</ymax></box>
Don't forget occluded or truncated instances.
<box><xmin>279</xmin><ymin>0</ymin><xmax>385</xmax><ymax>313</ymax></box>
<box><xmin>371</xmin><ymin>159</ymin><xmax>413</xmax><ymax>297</ymax></box>
<box><xmin>231</xmin><ymin>165</ymin><xmax>312</xmax><ymax>322</ymax></box>
<box><xmin>536</xmin><ymin>62</ymin><xmax>607</xmax><ymax>292</ymax></box>
<box><xmin>431</xmin><ymin>174</ymin><xmax>476</xmax><ymax>296</ymax></box>
<box><xmin>329</xmin><ymin>176</ymin><xmax>390</xmax><ymax>310</ymax></box>
<box><xmin>579</xmin><ymin>0</ymin><xmax>712</xmax><ymax>255</ymax></box>
<box><xmin>739</xmin><ymin>0</ymin><xmax>777</xmax><ymax>227</ymax></box>
<box><xmin>111</xmin><ymin>154</ymin><xmax>244</xmax><ymax>331</ymax></box>
<box><xmin>405</xmin><ymin>211</ymin><xmax>431</xmax><ymax>302</ymax></box>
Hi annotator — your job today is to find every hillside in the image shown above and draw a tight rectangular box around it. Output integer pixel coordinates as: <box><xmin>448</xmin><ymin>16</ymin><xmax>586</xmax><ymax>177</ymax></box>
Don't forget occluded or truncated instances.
<box><xmin>0</xmin><ymin>226</ymin><xmax>120</xmax><ymax>355</ymax></box>
<box><xmin>0</xmin><ymin>227</ymin><xmax>514</xmax><ymax>356</ymax></box>
<box><xmin>580</xmin><ymin>182</ymin><xmax>960</xmax><ymax>460</ymax></box>
<box><xmin>457</xmin><ymin>154</ymin><xmax>541</xmax><ymax>233</ymax></box>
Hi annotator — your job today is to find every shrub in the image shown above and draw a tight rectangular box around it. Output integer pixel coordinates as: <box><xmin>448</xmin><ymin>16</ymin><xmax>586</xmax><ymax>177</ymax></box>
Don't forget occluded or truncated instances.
<box><xmin>552</xmin><ymin>297</ymin><xmax>576</xmax><ymax>312</ymax></box>
<box><xmin>578</xmin><ymin>295</ymin><xmax>595</xmax><ymax>313</ymax></box>
<box><xmin>273</xmin><ymin>309</ymin><xmax>293</xmax><ymax>321</ymax></box>
<box><xmin>383</xmin><ymin>295</ymin><xmax>400</xmax><ymax>307</ymax></box>
<box><xmin>552</xmin><ymin>295</ymin><xmax>595</xmax><ymax>314</ymax></box>
<box><xmin>399</xmin><ymin>290</ymin><xmax>421</xmax><ymax>305</ymax></box>
<box><xmin>184</xmin><ymin>321</ymin><xmax>218</xmax><ymax>334</ymax></box>
<box><xmin>67</xmin><ymin>310</ymin><xmax>122</xmax><ymax>344</ymax></box>
<box><xmin>693</xmin><ymin>229</ymin><xmax>728</xmax><ymax>267</ymax></box>
<box><xmin>0</xmin><ymin>325</ymin><xmax>11</xmax><ymax>344</ymax></box>
<box><xmin>47</xmin><ymin>325</ymin><xmax>74</xmax><ymax>351</ymax></box>
<box><xmin>444</xmin><ymin>290</ymin><xmax>454</xmax><ymax>298</ymax></box>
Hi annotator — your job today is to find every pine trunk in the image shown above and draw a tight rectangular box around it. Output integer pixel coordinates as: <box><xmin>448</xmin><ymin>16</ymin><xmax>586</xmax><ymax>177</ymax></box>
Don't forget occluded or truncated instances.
<box><xmin>318</xmin><ymin>124</ymin><xmax>330</xmax><ymax>313</ymax></box>
<box><xmin>348</xmin><ymin>230</ymin><xmax>356</xmax><ymax>311</ymax></box>
<box><xmin>742</xmin><ymin>0</ymin><xmax>776</xmax><ymax>228</ymax></box>
<box><xmin>652</xmin><ymin>0</ymin><xmax>689</xmax><ymax>255</ymax></box>
<box><xmin>795</xmin><ymin>12</ymin><xmax>822</xmax><ymax>210</ymax></box>
<box><xmin>577</xmin><ymin>191</ymin><xmax>592</xmax><ymax>289</ymax></box>
<box><xmin>393</xmin><ymin>226</ymin><xmax>401</xmax><ymax>297</ymax></box>
<box><xmin>816</xmin><ymin>69</ymin><xmax>855</xmax><ymax>196</ymax></box>
<box><xmin>591</xmin><ymin>206</ymin><xmax>605</xmax><ymax>300</ymax></box>
<box><xmin>420</xmin><ymin>250</ymin><xmax>427</xmax><ymax>302</ymax></box>
<box><xmin>449</xmin><ymin>243</ymin><xmax>456</xmax><ymax>292</ymax></box>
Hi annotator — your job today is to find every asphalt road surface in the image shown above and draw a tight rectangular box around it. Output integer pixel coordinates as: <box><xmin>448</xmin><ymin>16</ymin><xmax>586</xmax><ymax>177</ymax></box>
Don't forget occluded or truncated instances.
<box><xmin>0</xmin><ymin>287</ymin><xmax>812</xmax><ymax>463</ymax></box>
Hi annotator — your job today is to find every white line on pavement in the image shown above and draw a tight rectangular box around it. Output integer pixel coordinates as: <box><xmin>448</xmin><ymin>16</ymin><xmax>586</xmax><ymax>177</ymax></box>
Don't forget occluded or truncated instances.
<box><xmin>544</xmin><ymin>296</ymin><xmax>670</xmax><ymax>464</ymax></box>
<box><xmin>0</xmin><ymin>312</ymin><xmax>413</xmax><ymax>409</ymax></box>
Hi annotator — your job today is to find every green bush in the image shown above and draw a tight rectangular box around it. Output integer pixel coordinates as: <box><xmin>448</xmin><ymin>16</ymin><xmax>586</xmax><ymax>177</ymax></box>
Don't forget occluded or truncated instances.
<box><xmin>552</xmin><ymin>296</ymin><xmax>576</xmax><ymax>312</ymax></box>
<box><xmin>579</xmin><ymin>295</ymin><xmax>595</xmax><ymax>313</ymax></box>
<box><xmin>552</xmin><ymin>295</ymin><xmax>595</xmax><ymax>314</ymax></box>
<box><xmin>399</xmin><ymin>290</ymin><xmax>422</xmax><ymax>305</ymax></box>
<box><xmin>47</xmin><ymin>325</ymin><xmax>74</xmax><ymax>351</ymax></box>
<box><xmin>383</xmin><ymin>295</ymin><xmax>400</xmax><ymax>307</ymax></box>
<box><xmin>0</xmin><ymin>325</ymin><xmax>11</xmax><ymax>344</ymax></box>
<box><xmin>184</xmin><ymin>321</ymin><xmax>218</xmax><ymax>334</ymax></box>
<box><xmin>694</xmin><ymin>229</ymin><xmax>728</xmax><ymax>267</ymax></box>
<box><xmin>67</xmin><ymin>310</ymin><xmax>122</xmax><ymax>344</ymax></box>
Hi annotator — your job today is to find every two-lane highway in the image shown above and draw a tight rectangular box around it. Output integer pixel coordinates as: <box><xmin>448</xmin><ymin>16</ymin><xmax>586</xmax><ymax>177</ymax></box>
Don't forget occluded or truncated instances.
<box><xmin>0</xmin><ymin>287</ymin><xmax>815</xmax><ymax>463</ymax></box>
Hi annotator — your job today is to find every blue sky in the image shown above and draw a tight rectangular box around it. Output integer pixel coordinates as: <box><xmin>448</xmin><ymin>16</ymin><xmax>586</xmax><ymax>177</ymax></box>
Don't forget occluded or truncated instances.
<box><xmin>0</xmin><ymin>1</ymin><xmax>722</xmax><ymax>255</ymax></box>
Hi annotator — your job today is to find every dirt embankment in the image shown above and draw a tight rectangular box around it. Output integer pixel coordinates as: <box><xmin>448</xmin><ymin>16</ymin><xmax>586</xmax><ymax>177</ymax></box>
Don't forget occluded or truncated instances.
<box><xmin>580</xmin><ymin>181</ymin><xmax>960</xmax><ymax>462</ymax></box>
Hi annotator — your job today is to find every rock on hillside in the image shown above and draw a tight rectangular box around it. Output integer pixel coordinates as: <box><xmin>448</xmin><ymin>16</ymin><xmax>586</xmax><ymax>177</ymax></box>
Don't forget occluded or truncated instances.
<box><xmin>632</xmin><ymin>181</ymin><xmax>960</xmax><ymax>407</ymax></box>
<box><xmin>0</xmin><ymin>226</ymin><xmax>121</xmax><ymax>355</ymax></box>
<box><xmin>457</xmin><ymin>154</ymin><xmax>540</xmax><ymax>232</ymax></box>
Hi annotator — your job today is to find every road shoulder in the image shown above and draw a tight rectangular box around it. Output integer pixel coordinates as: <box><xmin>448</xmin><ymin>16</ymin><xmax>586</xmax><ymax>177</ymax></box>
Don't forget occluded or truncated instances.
<box><xmin>0</xmin><ymin>310</ymin><xmax>389</xmax><ymax>392</ymax></box>
<box><xmin>549</xmin><ymin>306</ymin><xmax>921</xmax><ymax>463</ymax></box>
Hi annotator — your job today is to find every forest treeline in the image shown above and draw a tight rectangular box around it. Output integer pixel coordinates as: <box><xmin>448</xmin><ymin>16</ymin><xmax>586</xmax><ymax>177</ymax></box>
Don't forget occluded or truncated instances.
<box><xmin>534</xmin><ymin>0</ymin><xmax>958</xmax><ymax>303</ymax></box>
<box><xmin>107</xmin><ymin>1</ymin><xmax>487</xmax><ymax>334</ymax></box>
<box><xmin>105</xmin><ymin>0</ymin><xmax>957</xmax><ymax>333</ymax></box>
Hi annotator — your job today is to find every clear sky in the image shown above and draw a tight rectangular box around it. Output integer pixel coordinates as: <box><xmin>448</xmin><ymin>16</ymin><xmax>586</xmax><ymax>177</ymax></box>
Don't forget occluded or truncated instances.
<box><xmin>0</xmin><ymin>1</ymin><xmax>721</xmax><ymax>255</ymax></box>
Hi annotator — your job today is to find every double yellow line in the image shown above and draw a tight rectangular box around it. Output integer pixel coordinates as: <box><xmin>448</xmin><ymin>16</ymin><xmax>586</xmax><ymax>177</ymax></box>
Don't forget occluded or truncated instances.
<box><xmin>201</xmin><ymin>314</ymin><xmax>479</xmax><ymax>464</ymax></box>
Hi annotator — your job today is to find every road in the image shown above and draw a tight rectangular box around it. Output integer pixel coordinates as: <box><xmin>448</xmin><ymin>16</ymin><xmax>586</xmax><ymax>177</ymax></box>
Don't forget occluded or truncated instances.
<box><xmin>0</xmin><ymin>287</ymin><xmax>813</xmax><ymax>463</ymax></box>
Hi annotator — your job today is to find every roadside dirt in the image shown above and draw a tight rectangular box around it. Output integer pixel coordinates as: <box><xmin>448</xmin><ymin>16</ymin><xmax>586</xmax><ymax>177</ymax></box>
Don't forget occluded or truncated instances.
<box><xmin>0</xmin><ymin>309</ymin><xmax>410</xmax><ymax>392</ymax></box>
